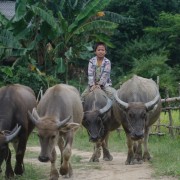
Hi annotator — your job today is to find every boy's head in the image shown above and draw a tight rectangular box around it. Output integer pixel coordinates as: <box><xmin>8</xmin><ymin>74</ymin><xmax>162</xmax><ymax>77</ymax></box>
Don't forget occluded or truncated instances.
<box><xmin>94</xmin><ymin>42</ymin><xmax>107</xmax><ymax>52</ymax></box>
<box><xmin>94</xmin><ymin>42</ymin><xmax>107</xmax><ymax>59</ymax></box>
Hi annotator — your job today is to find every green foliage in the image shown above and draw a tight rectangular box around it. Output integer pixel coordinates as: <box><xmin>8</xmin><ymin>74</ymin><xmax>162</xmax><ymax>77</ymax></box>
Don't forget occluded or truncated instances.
<box><xmin>113</xmin><ymin>34</ymin><xmax>178</xmax><ymax>96</ymax></box>
<box><xmin>107</xmin><ymin>1</ymin><xmax>180</xmax><ymax>92</ymax></box>
<box><xmin>145</xmin><ymin>12</ymin><xmax>180</xmax><ymax>67</ymax></box>
<box><xmin>0</xmin><ymin>0</ymin><xmax>126</xmax><ymax>86</ymax></box>
<box><xmin>131</xmin><ymin>54</ymin><xmax>177</xmax><ymax>96</ymax></box>
<box><xmin>0</xmin><ymin>63</ymin><xmax>60</xmax><ymax>96</ymax></box>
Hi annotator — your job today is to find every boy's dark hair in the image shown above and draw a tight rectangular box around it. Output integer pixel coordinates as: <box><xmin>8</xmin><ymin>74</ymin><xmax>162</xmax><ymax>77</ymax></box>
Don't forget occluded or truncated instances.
<box><xmin>94</xmin><ymin>42</ymin><xmax>107</xmax><ymax>51</ymax></box>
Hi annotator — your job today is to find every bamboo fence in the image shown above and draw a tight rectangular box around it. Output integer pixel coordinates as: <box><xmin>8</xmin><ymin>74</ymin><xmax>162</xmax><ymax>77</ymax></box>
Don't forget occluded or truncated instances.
<box><xmin>151</xmin><ymin>81</ymin><xmax>180</xmax><ymax>137</ymax></box>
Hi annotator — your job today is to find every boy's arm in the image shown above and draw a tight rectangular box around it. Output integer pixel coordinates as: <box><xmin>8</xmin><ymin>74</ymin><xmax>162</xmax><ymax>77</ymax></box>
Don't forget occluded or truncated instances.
<box><xmin>88</xmin><ymin>59</ymin><xmax>95</xmax><ymax>87</ymax></box>
<box><xmin>98</xmin><ymin>61</ymin><xmax>111</xmax><ymax>87</ymax></box>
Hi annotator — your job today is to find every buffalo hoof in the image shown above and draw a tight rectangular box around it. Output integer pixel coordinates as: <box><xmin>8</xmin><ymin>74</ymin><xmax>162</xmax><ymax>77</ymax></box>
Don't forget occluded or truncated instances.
<box><xmin>125</xmin><ymin>156</ymin><xmax>135</xmax><ymax>165</ymax></box>
<box><xmin>89</xmin><ymin>157</ymin><xmax>99</xmax><ymax>162</ymax></box>
<box><xmin>103</xmin><ymin>148</ymin><xmax>113</xmax><ymax>161</ymax></box>
<box><xmin>50</xmin><ymin>169</ymin><xmax>59</xmax><ymax>180</ymax></box>
<box><xmin>14</xmin><ymin>163</ymin><xmax>24</xmax><ymax>175</ymax></box>
<box><xmin>133</xmin><ymin>159</ymin><xmax>143</xmax><ymax>164</ymax></box>
<box><xmin>5</xmin><ymin>170</ymin><xmax>14</xmax><ymax>179</ymax></box>
<box><xmin>60</xmin><ymin>163</ymin><xmax>73</xmax><ymax>178</ymax></box>
<box><xmin>143</xmin><ymin>152</ymin><xmax>151</xmax><ymax>161</ymax></box>
<box><xmin>103</xmin><ymin>154</ymin><xmax>113</xmax><ymax>161</ymax></box>
<box><xmin>125</xmin><ymin>160</ymin><xmax>134</xmax><ymax>165</ymax></box>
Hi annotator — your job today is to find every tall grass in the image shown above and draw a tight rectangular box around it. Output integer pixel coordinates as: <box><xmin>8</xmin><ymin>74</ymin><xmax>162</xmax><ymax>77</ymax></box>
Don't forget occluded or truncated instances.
<box><xmin>149</xmin><ymin>135</ymin><xmax>180</xmax><ymax>178</ymax></box>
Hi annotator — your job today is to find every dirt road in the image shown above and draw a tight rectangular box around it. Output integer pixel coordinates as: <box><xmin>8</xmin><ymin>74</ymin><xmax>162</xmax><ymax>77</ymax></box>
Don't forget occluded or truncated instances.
<box><xmin>26</xmin><ymin>147</ymin><xmax>177</xmax><ymax>180</ymax></box>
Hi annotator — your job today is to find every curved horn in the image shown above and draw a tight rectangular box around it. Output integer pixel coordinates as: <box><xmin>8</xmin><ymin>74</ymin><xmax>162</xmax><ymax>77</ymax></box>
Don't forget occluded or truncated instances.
<box><xmin>32</xmin><ymin>108</ymin><xmax>40</xmax><ymax>119</ymax></box>
<box><xmin>28</xmin><ymin>108</ymin><xmax>39</xmax><ymax>125</ymax></box>
<box><xmin>145</xmin><ymin>93</ymin><xmax>160</xmax><ymax>111</ymax></box>
<box><xmin>57</xmin><ymin>116</ymin><xmax>71</xmax><ymax>128</ymax></box>
<box><xmin>5</xmin><ymin>125</ymin><xmax>21</xmax><ymax>142</ymax></box>
<box><xmin>99</xmin><ymin>96</ymin><xmax>112</xmax><ymax>114</ymax></box>
<box><xmin>114</xmin><ymin>91</ymin><xmax>129</xmax><ymax>110</ymax></box>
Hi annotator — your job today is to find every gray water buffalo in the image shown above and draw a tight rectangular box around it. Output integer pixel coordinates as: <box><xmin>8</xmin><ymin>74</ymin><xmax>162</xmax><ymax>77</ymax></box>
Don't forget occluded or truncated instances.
<box><xmin>113</xmin><ymin>75</ymin><xmax>161</xmax><ymax>165</ymax></box>
<box><xmin>82</xmin><ymin>88</ymin><xmax>120</xmax><ymax>162</ymax></box>
<box><xmin>0</xmin><ymin>84</ymin><xmax>36</xmax><ymax>178</ymax></box>
<box><xmin>28</xmin><ymin>84</ymin><xmax>83</xmax><ymax>180</ymax></box>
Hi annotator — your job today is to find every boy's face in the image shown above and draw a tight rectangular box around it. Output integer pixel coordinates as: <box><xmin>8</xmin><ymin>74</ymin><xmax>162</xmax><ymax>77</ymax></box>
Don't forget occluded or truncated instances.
<box><xmin>95</xmin><ymin>45</ymin><xmax>106</xmax><ymax>59</ymax></box>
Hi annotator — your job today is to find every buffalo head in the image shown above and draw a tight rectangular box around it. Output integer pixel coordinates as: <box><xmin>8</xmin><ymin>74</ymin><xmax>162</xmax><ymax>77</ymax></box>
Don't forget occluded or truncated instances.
<box><xmin>28</xmin><ymin>108</ymin><xmax>80</xmax><ymax>162</ymax></box>
<box><xmin>114</xmin><ymin>91</ymin><xmax>160</xmax><ymax>140</ymax></box>
<box><xmin>83</xmin><ymin>96</ymin><xmax>112</xmax><ymax>142</ymax></box>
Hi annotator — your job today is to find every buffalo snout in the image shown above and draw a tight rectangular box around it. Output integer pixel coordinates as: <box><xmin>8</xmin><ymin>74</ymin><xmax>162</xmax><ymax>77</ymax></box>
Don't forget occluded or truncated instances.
<box><xmin>131</xmin><ymin>131</ymin><xmax>144</xmax><ymax>140</ymax></box>
<box><xmin>38</xmin><ymin>156</ymin><xmax>49</xmax><ymax>162</ymax></box>
<box><xmin>89</xmin><ymin>135</ymin><xmax>99</xmax><ymax>142</ymax></box>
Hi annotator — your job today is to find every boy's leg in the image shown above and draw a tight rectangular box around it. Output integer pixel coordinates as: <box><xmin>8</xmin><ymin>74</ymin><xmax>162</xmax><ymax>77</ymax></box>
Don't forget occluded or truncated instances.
<box><xmin>103</xmin><ymin>86</ymin><xmax>116</xmax><ymax>100</ymax></box>
<box><xmin>81</xmin><ymin>86</ymin><xmax>90</xmax><ymax>102</ymax></box>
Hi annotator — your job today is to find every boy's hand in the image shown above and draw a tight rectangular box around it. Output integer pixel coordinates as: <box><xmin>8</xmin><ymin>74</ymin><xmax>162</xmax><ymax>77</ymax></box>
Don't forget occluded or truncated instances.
<box><xmin>90</xmin><ymin>85</ymin><xmax>101</xmax><ymax>91</ymax></box>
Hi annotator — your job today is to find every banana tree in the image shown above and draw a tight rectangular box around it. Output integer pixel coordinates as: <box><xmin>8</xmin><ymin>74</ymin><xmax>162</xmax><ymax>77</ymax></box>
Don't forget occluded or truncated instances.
<box><xmin>0</xmin><ymin>0</ymin><xmax>130</xmax><ymax>84</ymax></box>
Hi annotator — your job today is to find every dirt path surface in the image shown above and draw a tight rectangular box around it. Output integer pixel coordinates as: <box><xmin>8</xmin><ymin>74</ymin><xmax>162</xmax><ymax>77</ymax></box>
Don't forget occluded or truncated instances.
<box><xmin>26</xmin><ymin>147</ymin><xmax>177</xmax><ymax>180</ymax></box>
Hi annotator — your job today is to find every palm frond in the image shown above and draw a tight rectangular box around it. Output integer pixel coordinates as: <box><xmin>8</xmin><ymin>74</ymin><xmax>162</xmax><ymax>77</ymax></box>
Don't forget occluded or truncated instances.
<box><xmin>0</xmin><ymin>29</ymin><xmax>21</xmax><ymax>48</ymax></box>
<box><xmin>31</xmin><ymin>5</ymin><xmax>62</xmax><ymax>34</ymax></box>
<box><xmin>74</xmin><ymin>20</ymin><xmax>118</xmax><ymax>34</ymax></box>
<box><xmin>68</xmin><ymin>0</ymin><xmax>110</xmax><ymax>32</ymax></box>
<box><xmin>13</xmin><ymin>1</ymin><xmax>27</xmax><ymax>22</ymax></box>
<box><xmin>101</xmin><ymin>11</ymin><xmax>134</xmax><ymax>24</ymax></box>
<box><xmin>0</xmin><ymin>12</ymin><xmax>9</xmax><ymax>26</ymax></box>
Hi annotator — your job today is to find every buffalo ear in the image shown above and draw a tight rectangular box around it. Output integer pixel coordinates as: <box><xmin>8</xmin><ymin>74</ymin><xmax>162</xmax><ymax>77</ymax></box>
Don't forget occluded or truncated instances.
<box><xmin>59</xmin><ymin>123</ymin><xmax>80</xmax><ymax>133</ymax></box>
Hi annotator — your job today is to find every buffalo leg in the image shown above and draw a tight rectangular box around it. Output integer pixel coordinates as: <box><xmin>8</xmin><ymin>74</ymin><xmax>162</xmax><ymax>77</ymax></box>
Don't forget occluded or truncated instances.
<box><xmin>143</xmin><ymin>128</ymin><xmax>151</xmax><ymax>161</ymax></box>
<box><xmin>50</xmin><ymin>148</ymin><xmax>59</xmax><ymax>180</ymax></box>
<box><xmin>133</xmin><ymin>140</ymin><xmax>143</xmax><ymax>164</ymax></box>
<box><xmin>89</xmin><ymin>142</ymin><xmax>101</xmax><ymax>162</ymax></box>
<box><xmin>125</xmin><ymin>134</ymin><xmax>134</xmax><ymax>165</ymax></box>
<box><xmin>102</xmin><ymin>134</ymin><xmax>113</xmax><ymax>161</ymax></box>
<box><xmin>5</xmin><ymin>147</ymin><xmax>14</xmax><ymax>178</ymax></box>
<box><xmin>59</xmin><ymin>132</ymin><xmax>73</xmax><ymax>178</ymax></box>
<box><xmin>14</xmin><ymin>134</ymin><xmax>27</xmax><ymax>175</ymax></box>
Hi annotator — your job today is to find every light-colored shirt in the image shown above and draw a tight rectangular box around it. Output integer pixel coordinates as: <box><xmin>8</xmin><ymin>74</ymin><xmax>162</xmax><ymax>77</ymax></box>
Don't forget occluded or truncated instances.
<box><xmin>88</xmin><ymin>56</ymin><xmax>112</xmax><ymax>87</ymax></box>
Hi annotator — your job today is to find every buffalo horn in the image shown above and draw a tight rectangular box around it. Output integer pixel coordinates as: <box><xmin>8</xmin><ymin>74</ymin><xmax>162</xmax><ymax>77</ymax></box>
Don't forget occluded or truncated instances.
<box><xmin>99</xmin><ymin>96</ymin><xmax>112</xmax><ymax>114</ymax></box>
<box><xmin>145</xmin><ymin>93</ymin><xmax>160</xmax><ymax>111</ymax></box>
<box><xmin>32</xmin><ymin>108</ymin><xmax>40</xmax><ymax>119</ymax></box>
<box><xmin>114</xmin><ymin>91</ymin><xmax>129</xmax><ymax>110</ymax></box>
<box><xmin>5</xmin><ymin>125</ymin><xmax>21</xmax><ymax>142</ymax></box>
<box><xmin>28</xmin><ymin>109</ymin><xmax>39</xmax><ymax>125</ymax></box>
<box><xmin>57</xmin><ymin>116</ymin><xmax>71</xmax><ymax>128</ymax></box>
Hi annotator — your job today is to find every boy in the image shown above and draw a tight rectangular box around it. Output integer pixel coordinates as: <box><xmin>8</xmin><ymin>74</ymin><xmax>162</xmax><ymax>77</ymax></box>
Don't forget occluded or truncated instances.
<box><xmin>81</xmin><ymin>42</ymin><xmax>115</xmax><ymax>100</ymax></box>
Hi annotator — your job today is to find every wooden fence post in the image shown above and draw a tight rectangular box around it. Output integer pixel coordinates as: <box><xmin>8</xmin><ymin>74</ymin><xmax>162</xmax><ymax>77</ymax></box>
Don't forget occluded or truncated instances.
<box><xmin>166</xmin><ymin>88</ymin><xmax>174</xmax><ymax>137</ymax></box>
<box><xmin>156</xmin><ymin>76</ymin><xmax>161</xmax><ymax>134</ymax></box>
<box><xmin>178</xmin><ymin>83</ymin><xmax>180</xmax><ymax>121</ymax></box>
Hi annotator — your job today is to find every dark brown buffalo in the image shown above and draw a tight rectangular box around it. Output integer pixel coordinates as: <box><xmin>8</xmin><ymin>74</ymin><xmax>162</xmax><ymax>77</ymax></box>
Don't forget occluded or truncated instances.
<box><xmin>28</xmin><ymin>84</ymin><xmax>83</xmax><ymax>180</ymax></box>
<box><xmin>0</xmin><ymin>84</ymin><xmax>36</xmax><ymax>178</ymax></box>
<box><xmin>113</xmin><ymin>75</ymin><xmax>161</xmax><ymax>165</ymax></box>
<box><xmin>82</xmin><ymin>88</ymin><xmax>120</xmax><ymax>162</ymax></box>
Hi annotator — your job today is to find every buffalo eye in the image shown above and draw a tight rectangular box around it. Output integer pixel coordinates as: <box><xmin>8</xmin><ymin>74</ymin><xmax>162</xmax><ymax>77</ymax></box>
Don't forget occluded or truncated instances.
<box><xmin>141</xmin><ymin>112</ymin><xmax>147</xmax><ymax>119</ymax></box>
<box><xmin>82</xmin><ymin>119</ymin><xmax>89</xmax><ymax>127</ymax></box>
<box><xmin>97</xmin><ymin>117</ymin><xmax>102</xmax><ymax>123</ymax></box>
<box><xmin>128</xmin><ymin>112</ymin><xmax>134</xmax><ymax>118</ymax></box>
<box><xmin>51</xmin><ymin>135</ymin><xmax>56</xmax><ymax>139</ymax></box>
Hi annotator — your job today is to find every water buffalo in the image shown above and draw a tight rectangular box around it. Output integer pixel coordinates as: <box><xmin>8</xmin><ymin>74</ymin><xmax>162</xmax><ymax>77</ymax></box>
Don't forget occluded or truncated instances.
<box><xmin>113</xmin><ymin>75</ymin><xmax>161</xmax><ymax>165</ymax></box>
<box><xmin>0</xmin><ymin>84</ymin><xmax>36</xmax><ymax>178</ymax></box>
<box><xmin>28</xmin><ymin>84</ymin><xmax>83</xmax><ymax>180</ymax></box>
<box><xmin>82</xmin><ymin>87</ymin><xmax>120</xmax><ymax>162</ymax></box>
